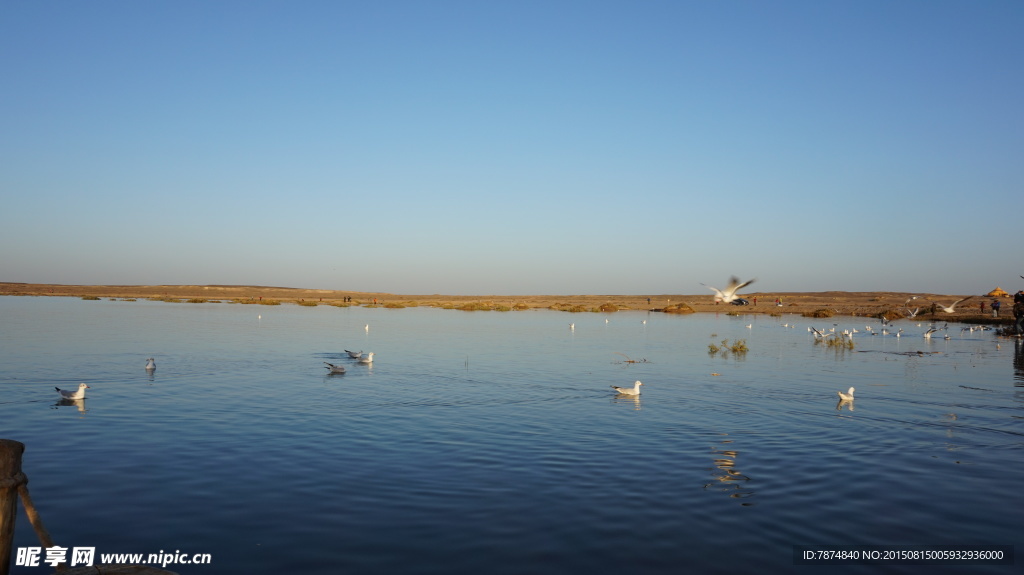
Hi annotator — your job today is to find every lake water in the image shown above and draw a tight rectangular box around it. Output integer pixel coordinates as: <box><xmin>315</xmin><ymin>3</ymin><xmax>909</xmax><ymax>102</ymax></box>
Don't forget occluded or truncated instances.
<box><xmin>1</xmin><ymin>296</ymin><xmax>1021</xmax><ymax>574</ymax></box>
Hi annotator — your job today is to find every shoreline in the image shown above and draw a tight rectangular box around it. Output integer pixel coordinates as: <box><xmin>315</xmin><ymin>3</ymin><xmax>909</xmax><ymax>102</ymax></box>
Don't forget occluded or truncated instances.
<box><xmin>0</xmin><ymin>282</ymin><xmax>1014</xmax><ymax>324</ymax></box>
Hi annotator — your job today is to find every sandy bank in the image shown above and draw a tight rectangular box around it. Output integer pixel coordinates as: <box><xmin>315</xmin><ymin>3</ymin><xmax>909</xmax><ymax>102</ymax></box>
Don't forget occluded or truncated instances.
<box><xmin>2</xmin><ymin>282</ymin><xmax>1014</xmax><ymax>325</ymax></box>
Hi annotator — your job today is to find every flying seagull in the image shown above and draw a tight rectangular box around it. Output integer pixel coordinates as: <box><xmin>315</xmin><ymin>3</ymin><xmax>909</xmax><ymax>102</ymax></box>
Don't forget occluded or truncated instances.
<box><xmin>56</xmin><ymin>383</ymin><xmax>90</xmax><ymax>400</ymax></box>
<box><xmin>933</xmin><ymin>297</ymin><xmax>972</xmax><ymax>313</ymax></box>
<box><xmin>701</xmin><ymin>276</ymin><xmax>756</xmax><ymax>304</ymax></box>
<box><xmin>611</xmin><ymin>380</ymin><xmax>643</xmax><ymax>395</ymax></box>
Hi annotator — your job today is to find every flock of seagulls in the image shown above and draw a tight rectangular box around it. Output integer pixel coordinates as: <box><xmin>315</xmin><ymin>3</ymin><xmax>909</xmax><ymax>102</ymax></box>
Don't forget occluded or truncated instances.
<box><xmin>806</xmin><ymin>318</ymin><xmax>984</xmax><ymax>341</ymax></box>
<box><xmin>52</xmin><ymin>278</ymin><xmax>1004</xmax><ymax>410</ymax></box>
<box><xmin>325</xmin><ymin>350</ymin><xmax>374</xmax><ymax>374</ymax></box>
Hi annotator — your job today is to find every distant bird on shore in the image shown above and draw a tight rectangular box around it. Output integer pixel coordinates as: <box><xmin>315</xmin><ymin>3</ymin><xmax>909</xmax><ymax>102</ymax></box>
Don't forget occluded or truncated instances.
<box><xmin>357</xmin><ymin>352</ymin><xmax>374</xmax><ymax>364</ymax></box>
<box><xmin>324</xmin><ymin>362</ymin><xmax>346</xmax><ymax>374</ymax></box>
<box><xmin>56</xmin><ymin>383</ymin><xmax>90</xmax><ymax>400</ymax></box>
<box><xmin>837</xmin><ymin>387</ymin><xmax>855</xmax><ymax>401</ymax></box>
<box><xmin>933</xmin><ymin>297</ymin><xmax>972</xmax><ymax>313</ymax></box>
<box><xmin>145</xmin><ymin>358</ymin><xmax>156</xmax><ymax>371</ymax></box>
<box><xmin>611</xmin><ymin>380</ymin><xmax>643</xmax><ymax>395</ymax></box>
<box><xmin>345</xmin><ymin>350</ymin><xmax>363</xmax><ymax>359</ymax></box>
<box><xmin>701</xmin><ymin>276</ymin><xmax>756</xmax><ymax>304</ymax></box>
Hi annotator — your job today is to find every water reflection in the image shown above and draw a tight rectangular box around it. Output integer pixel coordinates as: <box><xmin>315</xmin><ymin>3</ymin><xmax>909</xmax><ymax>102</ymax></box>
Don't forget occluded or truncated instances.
<box><xmin>704</xmin><ymin>437</ymin><xmax>754</xmax><ymax>504</ymax></box>
<box><xmin>1014</xmin><ymin>339</ymin><xmax>1024</xmax><ymax>386</ymax></box>
<box><xmin>54</xmin><ymin>398</ymin><xmax>87</xmax><ymax>414</ymax></box>
<box><xmin>835</xmin><ymin>398</ymin><xmax>854</xmax><ymax>411</ymax></box>
<box><xmin>611</xmin><ymin>393</ymin><xmax>641</xmax><ymax>410</ymax></box>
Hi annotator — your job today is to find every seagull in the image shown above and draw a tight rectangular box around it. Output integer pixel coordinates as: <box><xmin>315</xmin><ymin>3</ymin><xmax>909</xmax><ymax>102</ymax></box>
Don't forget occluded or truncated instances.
<box><xmin>145</xmin><ymin>358</ymin><xmax>156</xmax><ymax>371</ymax></box>
<box><xmin>905</xmin><ymin>308</ymin><xmax>920</xmax><ymax>318</ymax></box>
<box><xmin>809</xmin><ymin>326</ymin><xmax>832</xmax><ymax>339</ymax></box>
<box><xmin>364</xmin><ymin>324</ymin><xmax>369</xmax><ymax>332</ymax></box>
<box><xmin>611</xmin><ymin>380</ymin><xmax>643</xmax><ymax>395</ymax></box>
<box><xmin>56</xmin><ymin>383</ymin><xmax>90</xmax><ymax>400</ymax></box>
<box><xmin>569</xmin><ymin>323</ymin><xmax>575</xmax><ymax>330</ymax></box>
<box><xmin>923</xmin><ymin>327</ymin><xmax>940</xmax><ymax>339</ymax></box>
<box><xmin>324</xmin><ymin>362</ymin><xmax>346</xmax><ymax>374</ymax></box>
<box><xmin>357</xmin><ymin>352</ymin><xmax>374</xmax><ymax>364</ymax></box>
<box><xmin>837</xmin><ymin>387</ymin><xmax>855</xmax><ymax>401</ymax></box>
<box><xmin>701</xmin><ymin>276</ymin><xmax>756</xmax><ymax>304</ymax></box>
<box><xmin>933</xmin><ymin>296</ymin><xmax>972</xmax><ymax>313</ymax></box>
<box><xmin>345</xmin><ymin>349</ymin><xmax>363</xmax><ymax>359</ymax></box>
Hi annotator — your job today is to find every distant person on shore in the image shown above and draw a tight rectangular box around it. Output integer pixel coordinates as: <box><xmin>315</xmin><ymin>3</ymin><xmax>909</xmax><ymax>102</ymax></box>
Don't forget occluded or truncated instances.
<box><xmin>980</xmin><ymin>301</ymin><xmax>986</xmax><ymax>314</ymax></box>
<box><xmin>992</xmin><ymin>299</ymin><xmax>1001</xmax><ymax>317</ymax></box>
<box><xmin>753</xmin><ymin>297</ymin><xmax>757</xmax><ymax>306</ymax></box>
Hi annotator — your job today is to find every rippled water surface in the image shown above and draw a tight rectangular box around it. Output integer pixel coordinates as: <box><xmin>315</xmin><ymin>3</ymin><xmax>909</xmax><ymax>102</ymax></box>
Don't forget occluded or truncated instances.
<box><xmin>1</xmin><ymin>297</ymin><xmax>1021</xmax><ymax>574</ymax></box>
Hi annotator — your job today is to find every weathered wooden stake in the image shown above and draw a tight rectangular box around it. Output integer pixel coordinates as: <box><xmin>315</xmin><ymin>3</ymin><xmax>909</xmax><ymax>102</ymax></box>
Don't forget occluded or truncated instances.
<box><xmin>0</xmin><ymin>439</ymin><xmax>27</xmax><ymax>575</ymax></box>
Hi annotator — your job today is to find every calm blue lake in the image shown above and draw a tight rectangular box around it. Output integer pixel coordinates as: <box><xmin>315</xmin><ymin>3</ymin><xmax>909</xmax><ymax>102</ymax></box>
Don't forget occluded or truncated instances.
<box><xmin>1</xmin><ymin>296</ymin><xmax>1021</xmax><ymax>574</ymax></box>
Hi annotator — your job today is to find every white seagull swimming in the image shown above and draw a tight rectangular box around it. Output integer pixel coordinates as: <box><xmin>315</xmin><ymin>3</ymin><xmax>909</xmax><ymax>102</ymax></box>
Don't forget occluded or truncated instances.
<box><xmin>611</xmin><ymin>380</ymin><xmax>643</xmax><ymax>395</ymax></box>
<box><xmin>324</xmin><ymin>362</ymin><xmax>347</xmax><ymax>374</ymax></box>
<box><xmin>837</xmin><ymin>387</ymin><xmax>855</xmax><ymax>401</ymax></box>
<box><xmin>357</xmin><ymin>352</ymin><xmax>374</xmax><ymax>364</ymax></box>
<box><xmin>345</xmin><ymin>349</ymin><xmax>363</xmax><ymax>359</ymax></box>
<box><xmin>145</xmin><ymin>358</ymin><xmax>156</xmax><ymax>371</ymax></box>
<box><xmin>933</xmin><ymin>296</ymin><xmax>972</xmax><ymax>314</ymax></box>
<box><xmin>701</xmin><ymin>276</ymin><xmax>756</xmax><ymax>304</ymax></box>
<box><xmin>56</xmin><ymin>383</ymin><xmax>90</xmax><ymax>400</ymax></box>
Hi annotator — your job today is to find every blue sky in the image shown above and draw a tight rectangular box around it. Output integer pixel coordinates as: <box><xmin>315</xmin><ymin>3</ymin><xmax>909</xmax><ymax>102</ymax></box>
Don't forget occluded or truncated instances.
<box><xmin>2</xmin><ymin>1</ymin><xmax>1021</xmax><ymax>295</ymax></box>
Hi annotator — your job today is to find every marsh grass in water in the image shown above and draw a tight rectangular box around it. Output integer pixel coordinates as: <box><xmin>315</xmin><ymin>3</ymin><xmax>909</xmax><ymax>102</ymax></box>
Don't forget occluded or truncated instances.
<box><xmin>814</xmin><ymin>336</ymin><xmax>855</xmax><ymax>349</ymax></box>
<box><xmin>708</xmin><ymin>338</ymin><xmax>748</xmax><ymax>356</ymax></box>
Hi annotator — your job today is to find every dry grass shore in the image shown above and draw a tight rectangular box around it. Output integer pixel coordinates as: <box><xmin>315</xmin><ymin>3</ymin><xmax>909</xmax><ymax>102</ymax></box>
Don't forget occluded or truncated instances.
<box><xmin>1</xmin><ymin>282</ymin><xmax>1014</xmax><ymax>326</ymax></box>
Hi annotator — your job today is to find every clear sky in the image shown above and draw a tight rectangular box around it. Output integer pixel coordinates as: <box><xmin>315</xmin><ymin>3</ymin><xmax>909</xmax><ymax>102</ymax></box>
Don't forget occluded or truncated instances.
<box><xmin>2</xmin><ymin>1</ymin><xmax>1021</xmax><ymax>295</ymax></box>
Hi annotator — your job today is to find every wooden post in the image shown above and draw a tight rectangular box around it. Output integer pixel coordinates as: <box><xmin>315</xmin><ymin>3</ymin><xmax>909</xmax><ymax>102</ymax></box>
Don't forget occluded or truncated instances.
<box><xmin>0</xmin><ymin>439</ymin><xmax>26</xmax><ymax>575</ymax></box>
